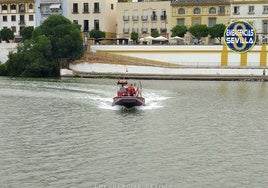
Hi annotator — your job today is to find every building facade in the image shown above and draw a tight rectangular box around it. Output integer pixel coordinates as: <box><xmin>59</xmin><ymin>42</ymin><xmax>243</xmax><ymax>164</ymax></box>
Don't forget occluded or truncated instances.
<box><xmin>116</xmin><ymin>1</ymin><xmax>171</xmax><ymax>43</ymax></box>
<box><xmin>35</xmin><ymin>0</ymin><xmax>65</xmax><ymax>27</ymax></box>
<box><xmin>66</xmin><ymin>0</ymin><xmax>117</xmax><ymax>40</ymax></box>
<box><xmin>0</xmin><ymin>0</ymin><xmax>35</xmax><ymax>39</ymax></box>
<box><xmin>230</xmin><ymin>0</ymin><xmax>268</xmax><ymax>44</ymax></box>
<box><xmin>171</xmin><ymin>0</ymin><xmax>230</xmax><ymax>44</ymax></box>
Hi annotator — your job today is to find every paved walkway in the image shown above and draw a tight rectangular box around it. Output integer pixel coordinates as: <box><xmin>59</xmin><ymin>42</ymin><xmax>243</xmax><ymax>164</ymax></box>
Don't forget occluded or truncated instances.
<box><xmin>61</xmin><ymin>62</ymin><xmax>268</xmax><ymax>81</ymax></box>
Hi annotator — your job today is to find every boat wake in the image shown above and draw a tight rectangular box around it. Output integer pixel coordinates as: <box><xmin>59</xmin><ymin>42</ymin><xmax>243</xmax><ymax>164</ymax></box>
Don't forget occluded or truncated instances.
<box><xmin>96</xmin><ymin>90</ymin><xmax>170</xmax><ymax>111</ymax></box>
<box><xmin>12</xmin><ymin>80</ymin><xmax>171</xmax><ymax>111</ymax></box>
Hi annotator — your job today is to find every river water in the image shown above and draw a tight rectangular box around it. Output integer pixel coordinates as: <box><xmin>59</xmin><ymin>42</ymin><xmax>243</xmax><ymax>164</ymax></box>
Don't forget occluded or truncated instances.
<box><xmin>0</xmin><ymin>77</ymin><xmax>267</xmax><ymax>188</ymax></box>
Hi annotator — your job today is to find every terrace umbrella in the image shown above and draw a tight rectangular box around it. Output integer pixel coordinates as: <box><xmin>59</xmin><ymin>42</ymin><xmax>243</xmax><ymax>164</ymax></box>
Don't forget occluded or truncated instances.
<box><xmin>153</xmin><ymin>36</ymin><xmax>168</xmax><ymax>41</ymax></box>
<box><xmin>144</xmin><ymin>36</ymin><xmax>154</xmax><ymax>40</ymax></box>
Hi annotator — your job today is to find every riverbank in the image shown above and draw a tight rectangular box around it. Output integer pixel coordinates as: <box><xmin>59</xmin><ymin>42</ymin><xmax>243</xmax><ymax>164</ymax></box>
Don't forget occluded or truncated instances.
<box><xmin>61</xmin><ymin>63</ymin><xmax>268</xmax><ymax>81</ymax></box>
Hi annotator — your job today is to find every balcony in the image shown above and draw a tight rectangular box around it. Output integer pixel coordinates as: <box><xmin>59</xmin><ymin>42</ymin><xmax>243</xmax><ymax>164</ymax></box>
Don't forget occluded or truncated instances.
<box><xmin>123</xmin><ymin>28</ymin><xmax>129</xmax><ymax>34</ymax></box>
<box><xmin>123</xmin><ymin>15</ymin><xmax>129</xmax><ymax>21</ymax></box>
<box><xmin>160</xmin><ymin>15</ymin><xmax>167</xmax><ymax>20</ymax></box>
<box><xmin>83</xmin><ymin>8</ymin><xmax>89</xmax><ymax>13</ymax></box>
<box><xmin>142</xmin><ymin>28</ymin><xmax>148</xmax><ymax>33</ymax></box>
<box><xmin>132</xmin><ymin>15</ymin><xmax>139</xmax><ymax>21</ymax></box>
<box><xmin>19</xmin><ymin>20</ymin><xmax>26</xmax><ymax>25</ymax></box>
<box><xmin>141</xmin><ymin>15</ymin><xmax>148</xmax><ymax>21</ymax></box>
<box><xmin>132</xmin><ymin>28</ymin><xmax>139</xmax><ymax>33</ymax></box>
<box><xmin>94</xmin><ymin>8</ymin><xmax>100</xmax><ymax>13</ymax></box>
<box><xmin>72</xmin><ymin>9</ymin><xmax>79</xmax><ymax>14</ymax></box>
<box><xmin>41</xmin><ymin>9</ymin><xmax>62</xmax><ymax>14</ymax></box>
<box><xmin>151</xmin><ymin>15</ymin><xmax>157</xmax><ymax>21</ymax></box>
<box><xmin>160</xmin><ymin>28</ymin><xmax>167</xmax><ymax>33</ymax></box>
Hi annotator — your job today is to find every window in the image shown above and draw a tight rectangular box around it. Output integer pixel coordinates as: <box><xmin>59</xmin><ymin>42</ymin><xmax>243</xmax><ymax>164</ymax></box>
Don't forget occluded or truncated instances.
<box><xmin>83</xmin><ymin>20</ymin><xmax>89</xmax><ymax>32</ymax></box>
<box><xmin>209</xmin><ymin>7</ymin><xmax>216</xmax><ymax>14</ymax></box>
<box><xmin>142</xmin><ymin>9</ymin><xmax>148</xmax><ymax>20</ymax></box>
<box><xmin>94</xmin><ymin>3</ymin><xmax>100</xmax><ymax>13</ymax></box>
<box><xmin>19</xmin><ymin>15</ymin><xmax>25</xmax><ymax>25</ymax></box>
<box><xmin>10</xmin><ymin>4</ymin><xmax>16</xmax><ymax>10</ymax></box>
<box><xmin>132</xmin><ymin>22</ymin><xmax>138</xmax><ymax>33</ymax></box>
<box><xmin>11</xmin><ymin>26</ymin><xmax>16</xmax><ymax>33</ymax></box>
<box><xmin>29</xmin><ymin>3</ymin><xmax>33</xmax><ymax>9</ymax></box>
<box><xmin>193</xmin><ymin>17</ymin><xmax>200</xmax><ymax>25</ymax></box>
<box><xmin>19</xmin><ymin>26</ymin><xmax>25</xmax><ymax>34</ymax></box>
<box><xmin>132</xmin><ymin>9</ymin><xmax>138</xmax><ymax>21</ymax></box>
<box><xmin>209</xmin><ymin>18</ymin><xmax>216</xmax><ymax>27</ymax></box>
<box><xmin>11</xmin><ymin>15</ymin><xmax>16</xmax><ymax>21</ymax></box>
<box><xmin>123</xmin><ymin>22</ymin><xmax>129</xmax><ymax>33</ymax></box>
<box><xmin>161</xmin><ymin>9</ymin><xmax>166</xmax><ymax>20</ymax></box>
<box><xmin>19</xmin><ymin>4</ymin><xmax>25</xmax><ymax>13</ymax></box>
<box><xmin>248</xmin><ymin>6</ymin><xmax>254</xmax><ymax>14</ymax></box>
<box><xmin>29</xmin><ymin>15</ymin><xmax>34</xmax><ymax>21</ymax></box>
<box><xmin>142</xmin><ymin>22</ymin><xmax>148</xmax><ymax>33</ymax></box>
<box><xmin>73</xmin><ymin>20</ymin><xmax>78</xmax><ymax>24</ymax></box>
<box><xmin>219</xmin><ymin>6</ymin><xmax>225</xmax><ymax>14</ymax></box>
<box><xmin>178</xmin><ymin>8</ymin><xmax>185</xmax><ymax>14</ymax></box>
<box><xmin>161</xmin><ymin>22</ymin><xmax>167</xmax><ymax>33</ymax></box>
<box><xmin>94</xmin><ymin>20</ymin><xmax>99</xmax><ymax>30</ymax></box>
<box><xmin>263</xmin><ymin>21</ymin><xmax>268</xmax><ymax>34</ymax></box>
<box><xmin>83</xmin><ymin>3</ymin><xmax>89</xmax><ymax>13</ymax></box>
<box><xmin>152</xmin><ymin>22</ymin><xmax>157</xmax><ymax>29</ymax></box>
<box><xmin>2</xmin><ymin>4</ymin><xmax>7</xmax><ymax>10</ymax></box>
<box><xmin>234</xmin><ymin>6</ymin><xmax>240</xmax><ymax>14</ymax></box>
<box><xmin>193</xmin><ymin>8</ymin><xmax>201</xmax><ymax>14</ymax></box>
<box><xmin>264</xmin><ymin>6</ymin><xmax>268</xmax><ymax>14</ymax></box>
<box><xmin>151</xmin><ymin>10</ymin><xmax>157</xmax><ymax>20</ymax></box>
<box><xmin>3</xmin><ymin>16</ymin><xmax>7</xmax><ymax>22</ymax></box>
<box><xmin>177</xmin><ymin>19</ymin><xmax>185</xmax><ymax>26</ymax></box>
<box><xmin>111</xmin><ymin>4</ymin><xmax>114</xmax><ymax>10</ymax></box>
<box><xmin>123</xmin><ymin>10</ymin><xmax>129</xmax><ymax>21</ymax></box>
<box><xmin>73</xmin><ymin>3</ymin><xmax>78</xmax><ymax>13</ymax></box>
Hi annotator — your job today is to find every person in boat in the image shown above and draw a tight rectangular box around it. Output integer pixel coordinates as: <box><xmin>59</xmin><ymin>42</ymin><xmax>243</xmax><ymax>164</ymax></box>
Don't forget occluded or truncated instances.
<box><xmin>127</xmin><ymin>84</ymin><xmax>136</xmax><ymax>96</ymax></box>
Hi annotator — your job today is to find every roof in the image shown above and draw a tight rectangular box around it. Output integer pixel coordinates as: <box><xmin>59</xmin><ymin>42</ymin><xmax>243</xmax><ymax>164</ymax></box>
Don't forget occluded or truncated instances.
<box><xmin>171</xmin><ymin>0</ymin><xmax>230</xmax><ymax>6</ymax></box>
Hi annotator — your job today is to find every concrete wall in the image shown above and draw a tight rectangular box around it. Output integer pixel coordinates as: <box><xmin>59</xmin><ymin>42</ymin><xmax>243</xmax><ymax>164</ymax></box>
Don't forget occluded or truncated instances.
<box><xmin>90</xmin><ymin>44</ymin><xmax>268</xmax><ymax>67</ymax></box>
<box><xmin>0</xmin><ymin>43</ymin><xmax>17</xmax><ymax>64</ymax></box>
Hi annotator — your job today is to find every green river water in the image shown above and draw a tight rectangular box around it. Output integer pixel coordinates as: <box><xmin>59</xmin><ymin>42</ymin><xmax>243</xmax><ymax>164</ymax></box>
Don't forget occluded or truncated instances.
<box><xmin>0</xmin><ymin>77</ymin><xmax>267</xmax><ymax>188</ymax></box>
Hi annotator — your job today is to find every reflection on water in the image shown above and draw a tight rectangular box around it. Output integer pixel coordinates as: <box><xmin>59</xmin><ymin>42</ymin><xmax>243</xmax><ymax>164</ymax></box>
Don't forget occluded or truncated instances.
<box><xmin>0</xmin><ymin>77</ymin><xmax>267</xmax><ymax>188</ymax></box>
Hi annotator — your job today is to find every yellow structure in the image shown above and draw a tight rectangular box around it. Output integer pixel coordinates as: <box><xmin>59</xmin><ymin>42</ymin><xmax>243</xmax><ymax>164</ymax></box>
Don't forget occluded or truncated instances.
<box><xmin>171</xmin><ymin>0</ymin><xmax>230</xmax><ymax>44</ymax></box>
<box><xmin>66</xmin><ymin>0</ymin><xmax>117</xmax><ymax>44</ymax></box>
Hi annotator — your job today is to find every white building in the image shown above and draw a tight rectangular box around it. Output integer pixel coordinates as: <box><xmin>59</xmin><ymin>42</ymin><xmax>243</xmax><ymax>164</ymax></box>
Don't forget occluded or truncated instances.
<box><xmin>230</xmin><ymin>0</ymin><xmax>268</xmax><ymax>44</ymax></box>
<box><xmin>35</xmin><ymin>0</ymin><xmax>64</xmax><ymax>26</ymax></box>
<box><xmin>0</xmin><ymin>0</ymin><xmax>35</xmax><ymax>40</ymax></box>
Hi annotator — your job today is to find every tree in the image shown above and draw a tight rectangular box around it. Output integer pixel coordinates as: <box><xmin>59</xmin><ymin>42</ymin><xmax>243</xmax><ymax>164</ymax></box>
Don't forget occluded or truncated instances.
<box><xmin>0</xmin><ymin>28</ymin><xmax>14</xmax><ymax>43</ymax></box>
<box><xmin>130</xmin><ymin>31</ymin><xmax>138</xmax><ymax>44</ymax></box>
<box><xmin>171</xmin><ymin>25</ymin><xmax>187</xmax><ymax>37</ymax></box>
<box><xmin>89</xmin><ymin>29</ymin><xmax>105</xmax><ymax>44</ymax></box>
<box><xmin>209</xmin><ymin>24</ymin><xmax>226</xmax><ymax>44</ymax></box>
<box><xmin>20</xmin><ymin>26</ymin><xmax>34</xmax><ymax>41</ymax></box>
<box><xmin>151</xmin><ymin>30</ymin><xmax>159</xmax><ymax>38</ymax></box>
<box><xmin>37</xmin><ymin>15</ymin><xmax>84</xmax><ymax>61</ymax></box>
<box><xmin>5</xmin><ymin>14</ymin><xmax>83</xmax><ymax>77</ymax></box>
<box><xmin>89</xmin><ymin>29</ymin><xmax>105</xmax><ymax>39</ymax></box>
<box><xmin>189</xmin><ymin>24</ymin><xmax>209</xmax><ymax>40</ymax></box>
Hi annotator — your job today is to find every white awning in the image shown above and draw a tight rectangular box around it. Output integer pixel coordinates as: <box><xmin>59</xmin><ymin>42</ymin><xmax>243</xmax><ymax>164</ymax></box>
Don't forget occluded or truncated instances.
<box><xmin>50</xmin><ymin>4</ymin><xmax>61</xmax><ymax>9</ymax></box>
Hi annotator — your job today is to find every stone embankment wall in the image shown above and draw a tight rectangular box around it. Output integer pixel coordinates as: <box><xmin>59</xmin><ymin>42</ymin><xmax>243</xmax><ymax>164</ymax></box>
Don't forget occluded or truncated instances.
<box><xmin>90</xmin><ymin>44</ymin><xmax>268</xmax><ymax>68</ymax></box>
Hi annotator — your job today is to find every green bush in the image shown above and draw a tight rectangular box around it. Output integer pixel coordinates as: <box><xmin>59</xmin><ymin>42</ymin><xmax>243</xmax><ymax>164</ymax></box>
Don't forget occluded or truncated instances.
<box><xmin>0</xmin><ymin>63</ymin><xmax>8</xmax><ymax>76</ymax></box>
